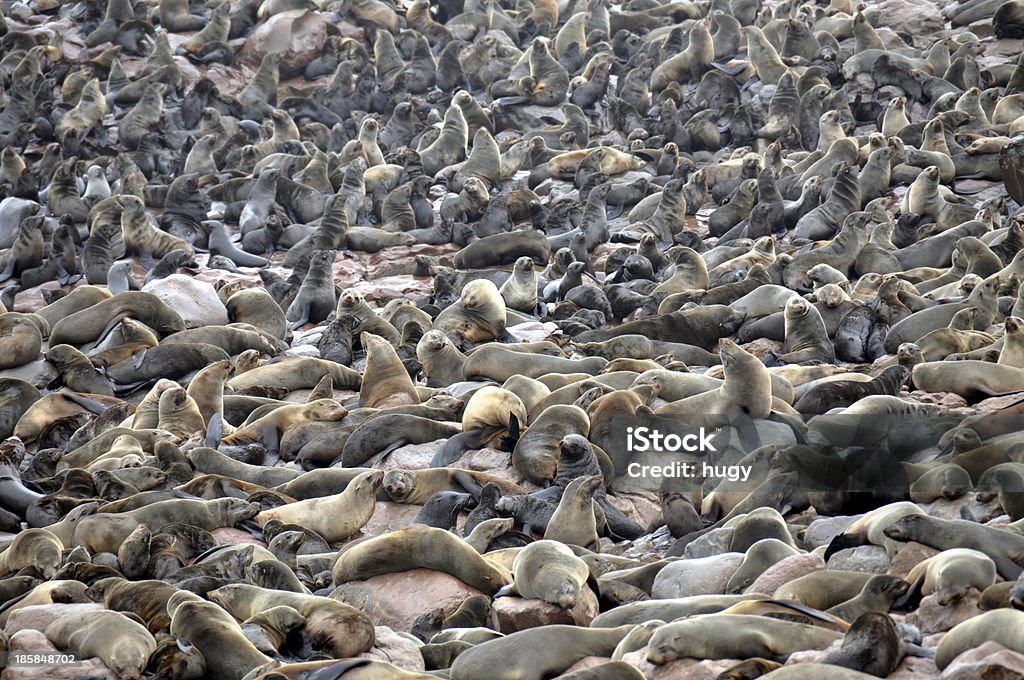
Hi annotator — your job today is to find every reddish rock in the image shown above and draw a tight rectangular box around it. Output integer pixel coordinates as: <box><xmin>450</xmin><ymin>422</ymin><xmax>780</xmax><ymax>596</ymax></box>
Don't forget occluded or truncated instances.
<box><xmin>939</xmin><ymin>641</ymin><xmax>1024</xmax><ymax>680</ymax></box>
<box><xmin>890</xmin><ymin>655</ymin><xmax>941</xmax><ymax>679</ymax></box>
<box><xmin>359</xmin><ymin>501</ymin><xmax>424</xmax><ymax>537</ymax></box>
<box><xmin>493</xmin><ymin>588</ymin><xmax>599</xmax><ymax>632</ymax></box>
<box><xmin>888</xmin><ymin>542</ymin><xmax>941</xmax><ymax>579</ymax></box>
<box><xmin>909</xmin><ymin>590</ymin><xmax>983</xmax><ymax>636</ymax></box>
<box><xmin>330</xmin><ymin>569</ymin><xmax>486</xmax><ymax>631</ymax></box>
<box><xmin>237</xmin><ymin>10</ymin><xmax>328</xmax><ymax>79</ymax></box>
<box><xmin>745</xmin><ymin>552</ymin><xmax>825</xmax><ymax>597</ymax></box>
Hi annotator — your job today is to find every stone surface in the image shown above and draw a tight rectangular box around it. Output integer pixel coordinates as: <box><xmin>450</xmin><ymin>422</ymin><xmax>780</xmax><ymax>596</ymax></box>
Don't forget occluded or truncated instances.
<box><xmin>358</xmin><ymin>626</ymin><xmax>425</xmax><ymax>672</ymax></box>
<box><xmin>888</xmin><ymin>542</ymin><xmax>942</xmax><ymax>579</ymax></box>
<box><xmin>940</xmin><ymin>641</ymin><xmax>1024</xmax><ymax>680</ymax></box>
<box><xmin>237</xmin><ymin>10</ymin><xmax>328</xmax><ymax>79</ymax></box>
<box><xmin>827</xmin><ymin>545</ymin><xmax>890</xmax><ymax>573</ymax></box>
<box><xmin>683</xmin><ymin>527</ymin><xmax>735</xmax><ymax>558</ymax></box>
<box><xmin>803</xmin><ymin>515</ymin><xmax>861</xmax><ymax>549</ymax></box>
<box><xmin>869</xmin><ymin>0</ymin><xmax>944</xmax><ymax>41</ymax></box>
<box><xmin>331</xmin><ymin>569</ymin><xmax>486</xmax><ymax>632</ymax></box>
<box><xmin>651</xmin><ymin>553</ymin><xmax>745</xmax><ymax>598</ymax></box>
<box><xmin>493</xmin><ymin>587</ymin><xmax>599</xmax><ymax>632</ymax></box>
<box><xmin>745</xmin><ymin>552</ymin><xmax>826</xmax><ymax>597</ymax></box>
<box><xmin>909</xmin><ymin>590</ymin><xmax>984</xmax><ymax>636</ymax></box>
<box><xmin>142</xmin><ymin>274</ymin><xmax>228</xmax><ymax>328</ymax></box>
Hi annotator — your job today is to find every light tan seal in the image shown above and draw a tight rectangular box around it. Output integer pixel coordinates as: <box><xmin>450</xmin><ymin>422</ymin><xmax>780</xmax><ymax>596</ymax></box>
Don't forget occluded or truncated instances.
<box><xmin>255</xmin><ymin>470</ymin><xmax>382</xmax><ymax>542</ymax></box>
<box><xmin>359</xmin><ymin>331</ymin><xmax>419</xmax><ymax>408</ymax></box>
<box><xmin>498</xmin><ymin>539</ymin><xmax>592</xmax><ymax>609</ymax></box>
<box><xmin>45</xmin><ymin>609</ymin><xmax>157</xmax><ymax>680</ymax></box>
<box><xmin>332</xmin><ymin>525</ymin><xmax>511</xmax><ymax>595</ymax></box>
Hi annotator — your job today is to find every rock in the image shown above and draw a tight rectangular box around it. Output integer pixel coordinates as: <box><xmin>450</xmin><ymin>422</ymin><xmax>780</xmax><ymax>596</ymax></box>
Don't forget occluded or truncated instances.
<box><xmin>745</xmin><ymin>552</ymin><xmax>826</xmax><ymax>597</ymax></box>
<box><xmin>210</xmin><ymin>527</ymin><xmax>265</xmax><ymax>547</ymax></box>
<box><xmin>0</xmin><ymin>359</ymin><xmax>57</xmax><ymax>390</ymax></box>
<box><xmin>331</xmin><ymin>569</ymin><xmax>486</xmax><ymax>632</ymax></box>
<box><xmin>4</xmin><ymin>629</ymin><xmax>116</xmax><ymax>680</ymax></box>
<box><xmin>380</xmin><ymin>442</ymin><xmax>441</xmax><ymax>470</ymax></box>
<box><xmin>683</xmin><ymin>527</ymin><xmax>735</xmax><ymax>558</ymax></box>
<box><xmin>651</xmin><ymin>553</ymin><xmax>745</xmax><ymax>598</ymax></box>
<box><xmin>653</xmin><ymin>659</ymin><xmax>742</xmax><ymax>679</ymax></box>
<box><xmin>909</xmin><ymin>590</ymin><xmax>984</xmax><ymax>636</ymax></box>
<box><xmin>359</xmin><ymin>502</ymin><xmax>424</xmax><ymax>537</ymax></box>
<box><xmin>508</xmin><ymin>322</ymin><xmax>559</xmax><ymax>343</ymax></box>
<box><xmin>826</xmin><ymin>545</ymin><xmax>890</xmax><ymax>573</ymax></box>
<box><xmin>237</xmin><ymin>10</ymin><xmax>328</xmax><ymax>79</ymax></box>
<box><xmin>142</xmin><ymin>274</ymin><xmax>228</xmax><ymax>328</ymax></box>
<box><xmin>358</xmin><ymin>626</ymin><xmax>425</xmax><ymax>672</ymax></box>
<box><xmin>803</xmin><ymin>515</ymin><xmax>862</xmax><ymax>549</ymax></box>
<box><xmin>5</xmin><ymin>603</ymin><xmax>104</xmax><ymax>636</ymax></box>
<box><xmin>786</xmin><ymin>640</ymin><xmax>840</xmax><ymax>665</ymax></box>
<box><xmin>890</xmin><ymin>655</ymin><xmax>941</xmax><ymax>679</ymax></box>
<box><xmin>869</xmin><ymin>0</ymin><xmax>944</xmax><ymax>41</ymax></box>
<box><xmin>493</xmin><ymin>588</ymin><xmax>599</xmax><ymax>632</ymax></box>
<box><xmin>940</xmin><ymin>641</ymin><xmax>1024</xmax><ymax>680</ymax></box>
<box><xmin>738</xmin><ymin>338</ymin><xmax>783</xmax><ymax>359</ymax></box>
<box><xmin>888</xmin><ymin>542</ymin><xmax>941</xmax><ymax>579</ymax></box>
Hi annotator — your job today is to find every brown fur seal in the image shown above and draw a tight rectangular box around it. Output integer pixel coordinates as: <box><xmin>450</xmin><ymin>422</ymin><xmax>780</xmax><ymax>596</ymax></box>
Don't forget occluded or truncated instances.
<box><xmin>209</xmin><ymin>584</ymin><xmax>375</xmax><ymax>658</ymax></box>
<box><xmin>449</xmin><ymin>625</ymin><xmax>635</xmax><ymax>680</ymax></box>
<box><xmin>255</xmin><ymin>470</ymin><xmax>381</xmax><ymax>542</ymax></box>
<box><xmin>45</xmin><ymin>610</ymin><xmax>157</xmax><ymax>680</ymax></box>
<box><xmin>332</xmin><ymin>525</ymin><xmax>511</xmax><ymax>595</ymax></box>
<box><xmin>498</xmin><ymin>539</ymin><xmax>592</xmax><ymax>608</ymax></box>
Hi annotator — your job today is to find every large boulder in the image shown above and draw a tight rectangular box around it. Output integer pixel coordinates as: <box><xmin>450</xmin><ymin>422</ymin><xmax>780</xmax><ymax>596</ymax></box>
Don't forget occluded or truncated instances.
<box><xmin>331</xmin><ymin>569</ymin><xmax>486</xmax><ymax>632</ymax></box>
<box><xmin>237</xmin><ymin>10</ymin><xmax>328</xmax><ymax>79</ymax></box>
<box><xmin>142</xmin><ymin>274</ymin><xmax>227</xmax><ymax>328</ymax></box>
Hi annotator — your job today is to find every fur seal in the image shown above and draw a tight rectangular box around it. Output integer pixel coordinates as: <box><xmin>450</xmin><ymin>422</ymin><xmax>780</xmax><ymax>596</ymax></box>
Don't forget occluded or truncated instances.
<box><xmin>332</xmin><ymin>525</ymin><xmax>511</xmax><ymax>595</ymax></box>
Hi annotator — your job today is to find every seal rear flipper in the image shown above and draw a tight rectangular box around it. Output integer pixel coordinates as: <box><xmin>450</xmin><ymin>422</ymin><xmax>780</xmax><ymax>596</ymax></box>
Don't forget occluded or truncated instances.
<box><xmin>451</xmin><ymin>469</ymin><xmax>484</xmax><ymax>500</ymax></box>
<box><xmin>373</xmin><ymin>439</ymin><xmax>410</xmax><ymax>465</ymax></box>
<box><xmin>823</xmin><ymin>531</ymin><xmax>866</xmax><ymax>562</ymax></box>
<box><xmin>58</xmin><ymin>389</ymin><xmax>113</xmax><ymax>415</ymax></box>
<box><xmin>430</xmin><ymin>430</ymin><xmax>485</xmax><ymax>467</ymax></box>
<box><xmin>498</xmin><ymin>414</ymin><xmax>521</xmax><ymax>450</ymax></box>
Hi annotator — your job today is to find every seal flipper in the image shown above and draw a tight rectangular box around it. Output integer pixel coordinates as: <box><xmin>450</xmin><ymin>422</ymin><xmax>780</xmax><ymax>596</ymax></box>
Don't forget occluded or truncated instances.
<box><xmin>0</xmin><ymin>258</ymin><xmax>16</xmax><ymax>284</ymax></box>
<box><xmin>498</xmin><ymin>414</ymin><xmax>521</xmax><ymax>450</ymax></box>
<box><xmin>451</xmin><ymin>469</ymin><xmax>484</xmax><ymax>500</ymax></box>
<box><xmin>430</xmin><ymin>429</ymin><xmax>486</xmax><ymax>467</ymax></box>
<box><xmin>824</xmin><ymin>531</ymin><xmax>867</xmax><ymax>562</ymax></box>
<box><xmin>205</xmin><ymin>412</ymin><xmax>224</xmax><ymax>449</ymax></box>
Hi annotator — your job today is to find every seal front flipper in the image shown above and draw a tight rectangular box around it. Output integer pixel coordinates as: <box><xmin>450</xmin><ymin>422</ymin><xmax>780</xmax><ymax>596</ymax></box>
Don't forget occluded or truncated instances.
<box><xmin>205</xmin><ymin>412</ymin><xmax>224</xmax><ymax>449</ymax></box>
